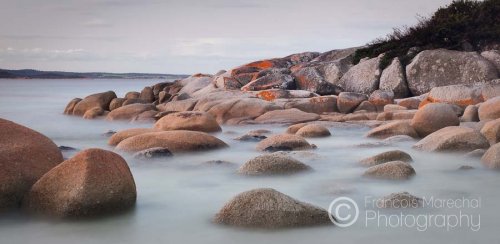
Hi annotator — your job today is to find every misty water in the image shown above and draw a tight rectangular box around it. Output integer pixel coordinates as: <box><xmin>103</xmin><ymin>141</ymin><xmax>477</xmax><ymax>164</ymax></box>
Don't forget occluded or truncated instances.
<box><xmin>0</xmin><ymin>79</ymin><xmax>498</xmax><ymax>243</ymax></box>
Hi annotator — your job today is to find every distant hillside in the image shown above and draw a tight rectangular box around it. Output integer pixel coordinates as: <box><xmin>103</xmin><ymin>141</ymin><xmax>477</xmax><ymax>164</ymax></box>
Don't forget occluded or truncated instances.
<box><xmin>0</xmin><ymin>69</ymin><xmax>189</xmax><ymax>79</ymax></box>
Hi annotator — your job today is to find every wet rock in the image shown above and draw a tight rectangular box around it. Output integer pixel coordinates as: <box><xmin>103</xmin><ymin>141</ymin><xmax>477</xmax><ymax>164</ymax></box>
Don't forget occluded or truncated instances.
<box><xmin>379</xmin><ymin>58</ymin><xmax>409</xmax><ymax>98</ymax></box>
<box><xmin>140</xmin><ymin>87</ymin><xmax>155</xmax><ymax>103</ymax></box>
<box><xmin>365</xmin><ymin>121</ymin><xmax>418</xmax><ymax>139</ymax></box>
<box><xmin>410</xmin><ymin>103</ymin><xmax>459</xmax><ymax>137</ymax></box>
<box><xmin>368</xmin><ymin>90</ymin><xmax>394</xmax><ymax>111</ymax></box>
<box><xmin>63</xmin><ymin>98</ymin><xmax>82</xmax><ymax>115</ymax></box>
<box><xmin>108</xmin><ymin>128</ymin><xmax>159</xmax><ymax>146</ymax></box>
<box><xmin>102</xmin><ymin>130</ymin><xmax>117</xmax><ymax>137</ymax></box>
<box><xmin>154</xmin><ymin>111</ymin><xmax>221</xmax><ymax>133</ymax></box>
<box><xmin>337</xmin><ymin>92</ymin><xmax>368</xmax><ymax>113</ymax></box>
<box><xmin>461</xmin><ymin>105</ymin><xmax>479</xmax><ymax>122</ymax></box>
<box><xmin>284</xmin><ymin>96</ymin><xmax>338</xmax><ymax>114</ymax></box>
<box><xmin>83</xmin><ymin>107</ymin><xmax>104</xmax><ymax>119</ymax></box>
<box><xmin>238</xmin><ymin>152</ymin><xmax>311</xmax><ymax>175</ymax></box>
<box><xmin>254</xmin><ymin>108</ymin><xmax>320</xmax><ymax>124</ymax></box>
<box><xmin>286</xmin><ymin>123</ymin><xmax>308</xmax><ymax>134</ymax></box>
<box><xmin>464</xmin><ymin>149</ymin><xmax>486</xmax><ymax>158</ymax></box>
<box><xmin>478</xmin><ymin>96</ymin><xmax>500</xmax><ymax>121</ymax></box>
<box><xmin>200</xmin><ymin>160</ymin><xmax>237</xmax><ymax>168</ymax></box>
<box><xmin>234</xmin><ymin>130</ymin><xmax>270</xmax><ymax>142</ymax></box>
<box><xmin>241</xmin><ymin>73</ymin><xmax>295</xmax><ymax>91</ymax></box>
<box><xmin>295</xmin><ymin>124</ymin><xmax>331</xmax><ymax>138</ymax></box>
<box><xmin>58</xmin><ymin>146</ymin><xmax>77</xmax><ymax>151</ymax></box>
<box><xmin>214</xmin><ymin>188</ymin><xmax>331</xmax><ymax>228</ymax></box>
<box><xmin>413</xmin><ymin>126</ymin><xmax>489</xmax><ymax>152</ymax></box>
<box><xmin>376</xmin><ymin>192</ymin><xmax>422</xmax><ymax>208</ymax></box>
<box><xmin>109</xmin><ymin>98</ymin><xmax>126</xmax><ymax>111</ymax></box>
<box><xmin>481</xmin><ymin>143</ymin><xmax>500</xmax><ymax>169</ymax></box>
<box><xmin>363</xmin><ymin>161</ymin><xmax>416</xmax><ymax>180</ymax></box>
<box><xmin>72</xmin><ymin>91</ymin><xmax>117</xmax><ymax>116</ymax></box>
<box><xmin>481</xmin><ymin>118</ymin><xmax>500</xmax><ymax>145</ymax></box>
<box><xmin>23</xmin><ymin>148</ymin><xmax>136</xmax><ymax>217</ymax></box>
<box><xmin>116</xmin><ymin>130</ymin><xmax>228</xmax><ymax>153</ymax></box>
<box><xmin>395</xmin><ymin>97</ymin><xmax>422</xmax><ymax>109</ymax></box>
<box><xmin>355</xmin><ymin>101</ymin><xmax>377</xmax><ymax>112</ymax></box>
<box><xmin>133</xmin><ymin>147</ymin><xmax>173</xmax><ymax>159</ymax></box>
<box><xmin>0</xmin><ymin>119</ymin><xmax>63</xmax><ymax>209</ymax></box>
<box><xmin>339</xmin><ymin>55</ymin><xmax>382</xmax><ymax>94</ymax></box>
<box><xmin>293</xmin><ymin>66</ymin><xmax>341</xmax><ymax>95</ymax></box>
<box><xmin>256</xmin><ymin>134</ymin><xmax>313</xmax><ymax>152</ymax></box>
<box><xmin>458</xmin><ymin>165</ymin><xmax>475</xmax><ymax>170</ymax></box>
<box><xmin>106</xmin><ymin>104</ymin><xmax>157</xmax><ymax>121</ymax></box>
<box><xmin>406</xmin><ymin>49</ymin><xmax>498</xmax><ymax>95</ymax></box>
<box><xmin>360</xmin><ymin>150</ymin><xmax>413</xmax><ymax>167</ymax></box>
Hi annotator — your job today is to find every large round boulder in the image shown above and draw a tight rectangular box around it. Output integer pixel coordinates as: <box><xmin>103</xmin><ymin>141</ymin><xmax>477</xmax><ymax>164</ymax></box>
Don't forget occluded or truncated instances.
<box><xmin>295</xmin><ymin>124</ymin><xmax>331</xmax><ymax>138</ymax></box>
<box><xmin>214</xmin><ymin>188</ymin><xmax>331</xmax><ymax>228</ymax></box>
<box><xmin>339</xmin><ymin>55</ymin><xmax>382</xmax><ymax>94</ymax></box>
<box><xmin>366</xmin><ymin>121</ymin><xmax>419</xmax><ymax>139</ymax></box>
<box><xmin>359</xmin><ymin>150</ymin><xmax>413</xmax><ymax>167</ymax></box>
<box><xmin>379</xmin><ymin>58</ymin><xmax>409</xmax><ymax>98</ymax></box>
<box><xmin>108</xmin><ymin>128</ymin><xmax>158</xmax><ymax>146</ymax></box>
<box><xmin>480</xmin><ymin>118</ymin><xmax>500</xmax><ymax>145</ymax></box>
<box><xmin>363</xmin><ymin>161</ymin><xmax>416</xmax><ymax>180</ymax></box>
<box><xmin>238</xmin><ymin>152</ymin><xmax>311</xmax><ymax>175</ymax></box>
<box><xmin>410</xmin><ymin>103</ymin><xmax>459</xmax><ymax>137</ymax></box>
<box><xmin>0</xmin><ymin>119</ymin><xmax>63</xmax><ymax>209</ymax></box>
<box><xmin>154</xmin><ymin>111</ymin><xmax>221</xmax><ymax>132</ymax></box>
<box><xmin>106</xmin><ymin>103</ymin><xmax>157</xmax><ymax>121</ymax></box>
<box><xmin>256</xmin><ymin>134</ymin><xmax>313</xmax><ymax>152</ymax></box>
<box><xmin>405</xmin><ymin>49</ymin><xmax>498</xmax><ymax>95</ymax></box>
<box><xmin>413</xmin><ymin>126</ymin><xmax>490</xmax><ymax>152</ymax></box>
<box><xmin>116</xmin><ymin>130</ymin><xmax>228</xmax><ymax>153</ymax></box>
<box><xmin>478</xmin><ymin>96</ymin><xmax>500</xmax><ymax>121</ymax></box>
<box><xmin>23</xmin><ymin>148</ymin><xmax>136</xmax><ymax>217</ymax></box>
<box><xmin>481</xmin><ymin>143</ymin><xmax>500</xmax><ymax>169</ymax></box>
<box><xmin>461</xmin><ymin>105</ymin><xmax>479</xmax><ymax>122</ymax></box>
<box><xmin>72</xmin><ymin>91</ymin><xmax>117</xmax><ymax>116</ymax></box>
<box><xmin>368</xmin><ymin>90</ymin><xmax>394</xmax><ymax>110</ymax></box>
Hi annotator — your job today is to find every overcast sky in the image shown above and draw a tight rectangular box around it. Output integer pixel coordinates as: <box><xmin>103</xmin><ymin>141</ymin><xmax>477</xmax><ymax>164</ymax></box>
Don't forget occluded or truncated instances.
<box><xmin>0</xmin><ymin>0</ymin><xmax>453</xmax><ymax>74</ymax></box>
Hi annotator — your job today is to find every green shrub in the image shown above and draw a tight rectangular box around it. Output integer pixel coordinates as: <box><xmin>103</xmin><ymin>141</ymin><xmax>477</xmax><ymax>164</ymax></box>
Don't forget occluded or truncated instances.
<box><xmin>353</xmin><ymin>0</ymin><xmax>500</xmax><ymax>69</ymax></box>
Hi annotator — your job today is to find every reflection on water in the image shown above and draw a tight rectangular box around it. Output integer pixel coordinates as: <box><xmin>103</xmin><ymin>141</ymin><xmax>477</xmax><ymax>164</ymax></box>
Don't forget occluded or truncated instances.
<box><xmin>0</xmin><ymin>79</ymin><xmax>498</xmax><ymax>244</ymax></box>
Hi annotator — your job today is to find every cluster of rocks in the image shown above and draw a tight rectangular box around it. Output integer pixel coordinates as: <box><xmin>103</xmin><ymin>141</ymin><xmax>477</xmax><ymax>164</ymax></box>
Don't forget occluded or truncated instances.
<box><xmin>63</xmin><ymin>48</ymin><xmax>500</xmax><ymax>127</ymax></box>
<box><xmin>0</xmin><ymin>119</ymin><xmax>136</xmax><ymax>218</ymax></box>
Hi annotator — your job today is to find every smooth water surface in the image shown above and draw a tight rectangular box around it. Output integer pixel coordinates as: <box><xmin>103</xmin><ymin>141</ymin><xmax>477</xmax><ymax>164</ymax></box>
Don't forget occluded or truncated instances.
<box><xmin>0</xmin><ymin>79</ymin><xmax>498</xmax><ymax>244</ymax></box>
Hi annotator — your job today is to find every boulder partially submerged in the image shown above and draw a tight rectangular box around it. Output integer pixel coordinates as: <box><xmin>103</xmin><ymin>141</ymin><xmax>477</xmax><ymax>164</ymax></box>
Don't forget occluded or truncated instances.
<box><xmin>214</xmin><ymin>188</ymin><xmax>331</xmax><ymax>228</ymax></box>
<box><xmin>238</xmin><ymin>152</ymin><xmax>311</xmax><ymax>175</ymax></box>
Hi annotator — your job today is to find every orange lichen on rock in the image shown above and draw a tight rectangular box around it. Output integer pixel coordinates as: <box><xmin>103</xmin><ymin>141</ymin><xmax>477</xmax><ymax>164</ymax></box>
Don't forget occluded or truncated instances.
<box><xmin>257</xmin><ymin>90</ymin><xmax>277</xmax><ymax>101</ymax></box>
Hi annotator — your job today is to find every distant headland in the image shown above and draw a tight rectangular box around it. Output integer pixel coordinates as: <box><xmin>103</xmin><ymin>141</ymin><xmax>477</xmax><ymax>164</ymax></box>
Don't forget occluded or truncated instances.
<box><xmin>0</xmin><ymin>68</ymin><xmax>188</xmax><ymax>79</ymax></box>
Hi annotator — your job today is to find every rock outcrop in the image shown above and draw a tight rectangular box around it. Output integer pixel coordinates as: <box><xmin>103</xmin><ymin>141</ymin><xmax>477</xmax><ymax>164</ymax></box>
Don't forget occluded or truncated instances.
<box><xmin>154</xmin><ymin>111</ymin><xmax>221</xmax><ymax>132</ymax></box>
<box><xmin>413</xmin><ymin>126</ymin><xmax>489</xmax><ymax>152</ymax></box>
<box><xmin>410</xmin><ymin>103</ymin><xmax>460</xmax><ymax>137</ymax></box>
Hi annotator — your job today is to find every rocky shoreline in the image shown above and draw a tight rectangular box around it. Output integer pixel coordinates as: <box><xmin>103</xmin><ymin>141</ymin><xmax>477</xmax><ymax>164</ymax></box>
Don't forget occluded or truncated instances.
<box><xmin>2</xmin><ymin>47</ymin><xmax>500</xmax><ymax>228</ymax></box>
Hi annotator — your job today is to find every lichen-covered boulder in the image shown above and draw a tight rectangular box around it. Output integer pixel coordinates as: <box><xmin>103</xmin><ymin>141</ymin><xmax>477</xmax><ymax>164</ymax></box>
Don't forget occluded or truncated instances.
<box><xmin>214</xmin><ymin>188</ymin><xmax>331</xmax><ymax>228</ymax></box>
<box><xmin>413</xmin><ymin>126</ymin><xmax>489</xmax><ymax>152</ymax></box>
<box><xmin>359</xmin><ymin>150</ymin><xmax>413</xmax><ymax>167</ymax></box>
<box><xmin>238</xmin><ymin>152</ymin><xmax>311</xmax><ymax>175</ymax></box>
<box><xmin>379</xmin><ymin>58</ymin><xmax>409</xmax><ymax>98</ymax></box>
<box><xmin>410</xmin><ymin>103</ymin><xmax>459</xmax><ymax>137</ymax></box>
<box><xmin>154</xmin><ymin>111</ymin><xmax>221</xmax><ymax>132</ymax></box>
<box><xmin>0</xmin><ymin>119</ymin><xmax>63</xmax><ymax>209</ymax></box>
<box><xmin>337</xmin><ymin>92</ymin><xmax>368</xmax><ymax>113</ymax></box>
<box><xmin>72</xmin><ymin>91</ymin><xmax>117</xmax><ymax>116</ymax></box>
<box><xmin>405</xmin><ymin>49</ymin><xmax>498</xmax><ymax>95</ymax></box>
<box><xmin>256</xmin><ymin>134</ymin><xmax>313</xmax><ymax>152</ymax></box>
<box><xmin>363</xmin><ymin>161</ymin><xmax>416</xmax><ymax>180</ymax></box>
<box><xmin>23</xmin><ymin>148</ymin><xmax>136</xmax><ymax>218</ymax></box>
<box><xmin>116</xmin><ymin>130</ymin><xmax>228</xmax><ymax>153</ymax></box>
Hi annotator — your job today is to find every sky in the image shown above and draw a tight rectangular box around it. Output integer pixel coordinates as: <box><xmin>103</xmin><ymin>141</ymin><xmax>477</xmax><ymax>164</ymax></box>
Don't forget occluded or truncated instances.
<box><xmin>0</xmin><ymin>0</ymin><xmax>453</xmax><ymax>74</ymax></box>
